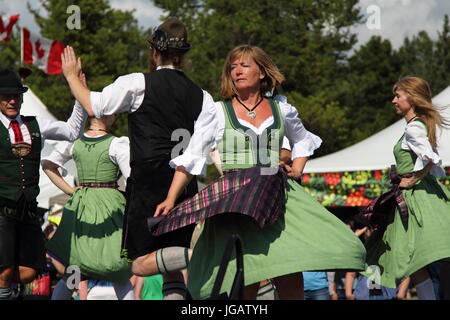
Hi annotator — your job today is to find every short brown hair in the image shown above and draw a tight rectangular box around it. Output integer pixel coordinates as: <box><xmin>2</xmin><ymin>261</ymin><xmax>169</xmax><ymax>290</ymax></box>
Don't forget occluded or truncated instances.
<box><xmin>220</xmin><ymin>45</ymin><xmax>285</xmax><ymax>99</ymax></box>
<box><xmin>149</xmin><ymin>47</ymin><xmax>187</xmax><ymax>71</ymax></box>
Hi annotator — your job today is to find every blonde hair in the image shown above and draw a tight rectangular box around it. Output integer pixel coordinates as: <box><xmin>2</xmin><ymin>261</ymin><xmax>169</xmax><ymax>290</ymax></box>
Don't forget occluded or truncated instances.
<box><xmin>393</xmin><ymin>76</ymin><xmax>449</xmax><ymax>148</ymax></box>
<box><xmin>220</xmin><ymin>45</ymin><xmax>285</xmax><ymax>99</ymax></box>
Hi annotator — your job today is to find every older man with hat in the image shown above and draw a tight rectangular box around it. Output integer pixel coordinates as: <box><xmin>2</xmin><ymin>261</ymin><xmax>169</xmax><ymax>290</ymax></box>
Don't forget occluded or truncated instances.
<box><xmin>61</xmin><ymin>18</ymin><xmax>215</xmax><ymax>300</ymax></box>
<box><xmin>0</xmin><ymin>68</ymin><xmax>86</xmax><ymax>300</ymax></box>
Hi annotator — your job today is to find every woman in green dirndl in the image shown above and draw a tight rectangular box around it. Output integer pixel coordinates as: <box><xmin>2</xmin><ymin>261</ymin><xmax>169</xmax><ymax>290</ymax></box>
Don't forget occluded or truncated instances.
<box><xmin>154</xmin><ymin>45</ymin><xmax>366</xmax><ymax>300</ymax></box>
<box><xmin>42</xmin><ymin>94</ymin><xmax>134</xmax><ymax>299</ymax></box>
<box><xmin>360</xmin><ymin>77</ymin><xmax>450</xmax><ymax>300</ymax></box>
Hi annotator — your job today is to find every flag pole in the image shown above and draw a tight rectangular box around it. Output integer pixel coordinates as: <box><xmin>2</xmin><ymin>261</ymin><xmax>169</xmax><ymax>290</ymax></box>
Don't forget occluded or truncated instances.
<box><xmin>20</xmin><ymin>27</ymin><xmax>23</xmax><ymax>67</ymax></box>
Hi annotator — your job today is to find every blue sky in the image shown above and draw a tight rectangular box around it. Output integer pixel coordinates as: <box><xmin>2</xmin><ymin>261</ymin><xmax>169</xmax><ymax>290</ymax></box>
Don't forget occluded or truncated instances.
<box><xmin>1</xmin><ymin>0</ymin><xmax>449</xmax><ymax>50</ymax></box>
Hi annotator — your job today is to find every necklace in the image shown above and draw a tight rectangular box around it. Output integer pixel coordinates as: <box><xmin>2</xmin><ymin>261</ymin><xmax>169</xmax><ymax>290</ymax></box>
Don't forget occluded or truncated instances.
<box><xmin>235</xmin><ymin>96</ymin><xmax>264</xmax><ymax>119</ymax></box>
<box><xmin>88</xmin><ymin>128</ymin><xmax>108</xmax><ymax>132</ymax></box>
<box><xmin>406</xmin><ymin>116</ymin><xmax>418</xmax><ymax>124</ymax></box>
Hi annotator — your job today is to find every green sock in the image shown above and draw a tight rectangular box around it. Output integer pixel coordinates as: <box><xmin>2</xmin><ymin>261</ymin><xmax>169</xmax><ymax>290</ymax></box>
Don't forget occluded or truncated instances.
<box><xmin>156</xmin><ymin>247</ymin><xmax>190</xmax><ymax>274</ymax></box>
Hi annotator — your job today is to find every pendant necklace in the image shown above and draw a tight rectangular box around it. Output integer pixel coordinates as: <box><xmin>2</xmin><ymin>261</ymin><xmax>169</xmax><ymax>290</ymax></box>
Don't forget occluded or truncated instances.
<box><xmin>235</xmin><ymin>96</ymin><xmax>264</xmax><ymax>119</ymax></box>
<box><xmin>88</xmin><ymin>128</ymin><xmax>108</xmax><ymax>132</ymax></box>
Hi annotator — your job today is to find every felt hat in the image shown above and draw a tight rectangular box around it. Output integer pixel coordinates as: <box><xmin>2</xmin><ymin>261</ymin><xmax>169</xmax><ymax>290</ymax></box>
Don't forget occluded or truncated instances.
<box><xmin>0</xmin><ymin>69</ymin><xmax>28</xmax><ymax>94</ymax></box>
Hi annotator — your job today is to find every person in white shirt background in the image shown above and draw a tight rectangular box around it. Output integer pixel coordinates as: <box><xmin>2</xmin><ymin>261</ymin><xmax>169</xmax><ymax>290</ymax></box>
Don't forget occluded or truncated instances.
<box><xmin>0</xmin><ymin>68</ymin><xmax>86</xmax><ymax>300</ymax></box>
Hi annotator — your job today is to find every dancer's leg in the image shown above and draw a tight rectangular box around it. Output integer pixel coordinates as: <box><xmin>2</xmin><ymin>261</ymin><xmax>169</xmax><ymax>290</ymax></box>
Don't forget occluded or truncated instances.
<box><xmin>132</xmin><ymin>247</ymin><xmax>192</xmax><ymax>277</ymax></box>
<box><xmin>244</xmin><ymin>282</ymin><xmax>260</xmax><ymax>300</ymax></box>
<box><xmin>162</xmin><ymin>271</ymin><xmax>187</xmax><ymax>300</ymax></box>
<box><xmin>411</xmin><ymin>268</ymin><xmax>436</xmax><ymax>300</ymax></box>
<box><xmin>14</xmin><ymin>266</ymin><xmax>37</xmax><ymax>284</ymax></box>
<box><xmin>272</xmin><ymin>272</ymin><xmax>304</xmax><ymax>300</ymax></box>
<box><xmin>256</xmin><ymin>280</ymin><xmax>277</xmax><ymax>300</ymax></box>
<box><xmin>0</xmin><ymin>267</ymin><xmax>14</xmax><ymax>300</ymax></box>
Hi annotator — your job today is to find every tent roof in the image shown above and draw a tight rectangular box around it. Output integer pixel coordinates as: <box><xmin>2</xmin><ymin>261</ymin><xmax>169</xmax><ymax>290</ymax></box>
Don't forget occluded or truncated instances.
<box><xmin>21</xmin><ymin>89</ymin><xmax>78</xmax><ymax>209</ymax></box>
<box><xmin>304</xmin><ymin>86</ymin><xmax>450</xmax><ymax>173</ymax></box>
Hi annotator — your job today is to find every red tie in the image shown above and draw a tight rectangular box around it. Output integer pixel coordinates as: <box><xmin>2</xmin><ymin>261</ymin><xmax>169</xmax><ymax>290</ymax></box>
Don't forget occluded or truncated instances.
<box><xmin>10</xmin><ymin>120</ymin><xmax>24</xmax><ymax>143</ymax></box>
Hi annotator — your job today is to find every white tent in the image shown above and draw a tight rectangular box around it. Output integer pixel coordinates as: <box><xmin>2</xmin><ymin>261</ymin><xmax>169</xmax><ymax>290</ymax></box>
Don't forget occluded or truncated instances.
<box><xmin>304</xmin><ymin>86</ymin><xmax>450</xmax><ymax>173</ymax></box>
<box><xmin>21</xmin><ymin>89</ymin><xmax>78</xmax><ymax>209</ymax></box>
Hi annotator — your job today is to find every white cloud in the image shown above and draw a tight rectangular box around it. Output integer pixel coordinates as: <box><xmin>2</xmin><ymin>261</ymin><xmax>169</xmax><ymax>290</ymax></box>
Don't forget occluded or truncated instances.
<box><xmin>0</xmin><ymin>0</ymin><xmax>44</xmax><ymax>32</ymax></box>
<box><xmin>0</xmin><ymin>0</ymin><xmax>163</xmax><ymax>33</ymax></box>
<box><xmin>351</xmin><ymin>0</ymin><xmax>449</xmax><ymax>49</ymax></box>
<box><xmin>109</xmin><ymin>0</ymin><xmax>163</xmax><ymax>30</ymax></box>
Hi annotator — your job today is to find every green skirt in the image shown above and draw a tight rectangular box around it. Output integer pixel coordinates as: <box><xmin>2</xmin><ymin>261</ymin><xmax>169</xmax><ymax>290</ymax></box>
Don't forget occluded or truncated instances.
<box><xmin>187</xmin><ymin>179</ymin><xmax>366</xmax><ymax>299</ymax></box>
<box><xmin>46</xmin><ymin>187</ymin><xmax>132</xmax><ymax>283</ymax></box>
<box><xmin>363</xmin><ymin>175</ymin><xmax>450</xmax><ymax>288</ymax></box>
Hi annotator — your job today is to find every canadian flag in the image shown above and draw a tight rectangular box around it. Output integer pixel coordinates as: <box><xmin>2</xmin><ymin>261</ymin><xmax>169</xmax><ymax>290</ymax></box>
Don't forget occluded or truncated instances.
<box><xmin>21</xmin><ymin>28</ymin><xmax>65</xmax><ymax>75</ymax></box>
<box><xmin>0</xmin><ymin>14</ymin><xmax>20</xmax><ymax>42</ymax></box>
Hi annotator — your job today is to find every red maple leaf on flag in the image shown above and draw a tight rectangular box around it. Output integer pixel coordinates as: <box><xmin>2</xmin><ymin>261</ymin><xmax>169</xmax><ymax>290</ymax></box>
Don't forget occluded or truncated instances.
<box><xmin>35</xmin><ymin>40</ymin><xmax>45</xmax><ymax>59</ymax></box>
<box><xmin>0</xmin><ymin>14</ymin><xmax>20</xmax><ymax>42</ymax></box>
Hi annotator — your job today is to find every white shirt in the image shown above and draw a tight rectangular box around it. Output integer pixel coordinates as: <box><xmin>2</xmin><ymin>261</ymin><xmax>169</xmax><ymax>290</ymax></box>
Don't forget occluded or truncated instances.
<box><xmin>0</xmin><ymin>101</ymin><xmax>87</xmax><ymax>148</ymax></box>
<box><xmin>170</xmin><ymin>95</ymin><xmax>323</xmax><ymax>176</ymax></box>
<box><xmin>401</xmin><ymin>120</ymin><xmax>445</xmax><ymax>177</ymax></box>
<box><xmin>89</xmin><ymin>66</ymin><xmax>214</xmax><ymax>118</ymax></box>
<box><xmin>43</xmin><ymin>134</ymin><xmax>131</xmax><ymax>180</ymax></box>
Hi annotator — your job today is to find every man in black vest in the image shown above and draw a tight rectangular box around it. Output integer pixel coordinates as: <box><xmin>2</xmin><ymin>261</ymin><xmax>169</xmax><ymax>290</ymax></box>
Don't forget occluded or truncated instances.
<box><xmin>61</xmin><ymin>18</ymin><xmax>215</xmax><ymax>299</ymax></box>
<box><xmin>0</xmin><ymin>69</ymin><xmax>86</xmax><ymax>300</ymax></box>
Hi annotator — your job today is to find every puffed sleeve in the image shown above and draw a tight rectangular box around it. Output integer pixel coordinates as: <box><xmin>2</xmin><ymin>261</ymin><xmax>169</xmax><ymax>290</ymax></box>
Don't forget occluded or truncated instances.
<box><xmin>281</xmin><ymin>135</ymin><xmax>291</xmax><ymax>151</ymax></box>
<box><xmin>169</xmin><ymin>91</ymin><xmax>218</xmax><ymax>176</ymax></box>
<box><xmin>109</xmin><ymin>137</ymin><xmax>131</xmax><ymax>180</ymax></box>
<box><xmin>37</xmin><ymin>101</ymin><xmax>87</xmax><ymax>142</ymax></box>
<box><xmin>277</xmin><ymin>99</ymin><xmax>322</xmax><ymax>159</ymax></box>
<box><xmin>90</xmin><ymin>73</ymin><xmax>146</xmax><ymax>118</ymax></box>
<box><xmin>404</xmin><ymin>121</ymin><xmax>444</xmax><ymax>176</ymax></box>
<box><xmin>41</xmin><ymin>142</ymin><xmax>74</xmax><ymax>177</ymax></box>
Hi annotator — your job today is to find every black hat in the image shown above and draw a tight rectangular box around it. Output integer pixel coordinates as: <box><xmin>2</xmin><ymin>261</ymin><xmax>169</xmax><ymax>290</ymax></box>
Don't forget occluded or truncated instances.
<box><xmin>0</xmin><ymin>69</ymin><xmax>28</xmax><ymax>94</ymax></box>
<box><xmin>148</xmin><ymin>18</ymin><xmax>191</xmax><ymax>52</ymax></box>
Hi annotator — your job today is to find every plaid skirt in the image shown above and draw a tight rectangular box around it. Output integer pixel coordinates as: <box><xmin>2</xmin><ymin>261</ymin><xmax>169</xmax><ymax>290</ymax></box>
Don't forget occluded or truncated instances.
<box><xmin>153</xmin><ymin>166</ymin><xmax>288</xmax><ymax>236</ymax></box>
<box><xmin>356</xmin><ymin>165</ymin><xmax>412</xmax><ymax>228</ymax></box>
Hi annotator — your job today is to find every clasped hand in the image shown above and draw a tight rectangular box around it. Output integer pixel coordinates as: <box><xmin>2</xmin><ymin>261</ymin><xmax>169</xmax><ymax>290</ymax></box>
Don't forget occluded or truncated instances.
<box><xmin>399</xmin><ymin>176</ymin><xmax>419</xmax><ymax>189</ymax></box>
<box><xmin>279</xmin><ymin>161</ymin><xmax>302</xmax><ymax>181</ymax></box>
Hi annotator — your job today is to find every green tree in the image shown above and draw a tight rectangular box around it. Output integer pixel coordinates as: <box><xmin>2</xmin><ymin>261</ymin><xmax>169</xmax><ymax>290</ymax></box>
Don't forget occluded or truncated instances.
<box><xmin>152</xmin><ymin>0</ymin><xmax>363</xmax><ymax>156</ymax></box>
<box><xmin>433</xmin><ymin>14</ymin><xmax>450</xmax><ymax>93</ymax></box>
<box><xmin>153</xmin><ymin>0</ymin><xmax>362</xmax><ymax>98</ymax></box>
<box><xmin>286</xmin><ymin>92</ymin><xmax>352</xmax><ymax>156</ymax></box>
<box><xmin>0</xmin><ymin>24</ymin><xmax>21</xmax><ymax>68</ymax></box>
<box><xmin>335</xmin><ymin>36</ymin><xmax>402</xmax><ymax>144</ymax></box>
<box><xmin>397</xmin><ymin>14</ymin><xmax>450</xmax><ymax>94</ymax></box>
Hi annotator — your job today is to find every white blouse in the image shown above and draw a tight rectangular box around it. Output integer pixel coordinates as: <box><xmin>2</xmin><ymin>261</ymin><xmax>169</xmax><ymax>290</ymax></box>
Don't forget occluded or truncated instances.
<box><xmin>401</xmin><ymin>120</ymin><xmax>445</xmax><ymax>177</ymax></box>
<box><xmin>170</xmin><ymin>95</ymin><xmax>322</xmax><ymax>176</ymax></box>
<box><xmin>43</xmin><ymin>134</ymin><xmax>131</xmax><ymax>181</ymax></box>
<box><xmin>89</xmin><ymin>67</ymin><xmax>214</xmax><ymax>118</ymax></box>
<box><xmin>0</xmin><ymin>101</ymin><xmax>87</xmax><ymax>148</ymax></box>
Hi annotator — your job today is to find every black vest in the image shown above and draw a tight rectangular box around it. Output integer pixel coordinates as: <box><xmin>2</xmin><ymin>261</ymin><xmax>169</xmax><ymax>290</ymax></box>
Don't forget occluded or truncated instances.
<box><xmin>128</xmin><ymin>69</ymin><xmax>203</xmax><ymax>165</ymax></box>
<box><xmin>0</xmin><ymin>116</ymin><xmax>41</xmax><ymax>203</ymax></box>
